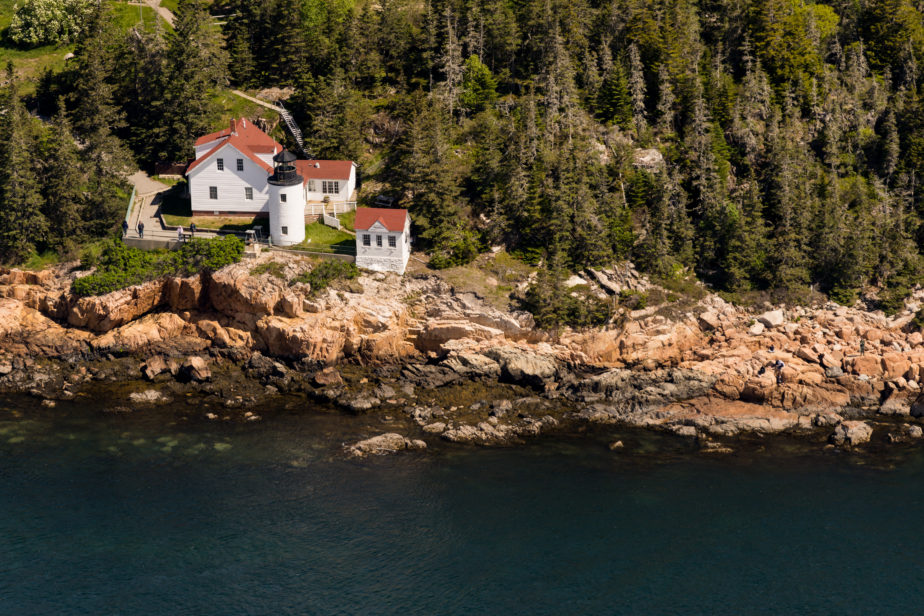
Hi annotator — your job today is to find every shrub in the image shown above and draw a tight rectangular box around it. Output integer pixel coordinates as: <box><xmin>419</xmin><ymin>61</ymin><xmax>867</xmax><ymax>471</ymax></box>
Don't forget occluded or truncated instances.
<box><xmin>72</xmin><ymin>236</ymin><xmax>244</xmax><ymax>296</ymax></box>
<box><xmin>9</xmin><ymin>0</ymin><xmax>92</xmax><ymax>47</ymax></box>
<box><xmin>292</xmin><ymin>259</ymin><xmax>358</xmax><ymax>295</ymax></box>
<box><xmin>250</xmin><ymin>261</ymin><xmax>286</xmax><ymax>279</ymax></box>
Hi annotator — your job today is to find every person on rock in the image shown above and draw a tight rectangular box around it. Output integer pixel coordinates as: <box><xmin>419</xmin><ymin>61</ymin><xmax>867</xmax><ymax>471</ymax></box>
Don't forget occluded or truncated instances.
<box><xmin>773</xmin><ymin>359</ymin><xmax>785</xmax><ymax>385</ymax></box>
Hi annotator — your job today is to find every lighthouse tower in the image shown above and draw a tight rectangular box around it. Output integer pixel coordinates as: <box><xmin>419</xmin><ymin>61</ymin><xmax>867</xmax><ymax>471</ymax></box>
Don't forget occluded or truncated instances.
<box><xmin>267</xmin><ymin>149</ymin><xmax>306</xmax><ymax>246</ymax></box>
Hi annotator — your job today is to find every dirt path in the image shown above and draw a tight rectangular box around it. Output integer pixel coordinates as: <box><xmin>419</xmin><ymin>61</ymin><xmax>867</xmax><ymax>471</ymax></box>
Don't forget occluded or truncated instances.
<box><xmin>142</xmin><ymin>0</ymin><xmax>174</xmax><ymax>26</ymax></box>
<box><xmin>231</xmin><ymin>90</ymin><xmax>282</xmax><ymax>111</ymax></box>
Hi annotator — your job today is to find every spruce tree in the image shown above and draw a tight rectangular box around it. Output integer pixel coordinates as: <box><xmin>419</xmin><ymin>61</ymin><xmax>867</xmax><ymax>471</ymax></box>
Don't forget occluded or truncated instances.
<box><xmin>0</xmin><ymin>73</ymin><xmax>45</xmax><ymax>262</ymax></box>
<box><xmin>159</xmin><ymin>0</ymin><xmax>228</xmax><ymax>162</ymax></box>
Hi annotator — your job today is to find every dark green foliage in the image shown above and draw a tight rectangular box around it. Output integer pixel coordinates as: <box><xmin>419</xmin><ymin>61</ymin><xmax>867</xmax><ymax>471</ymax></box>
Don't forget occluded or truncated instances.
<box><xmin>293</xmin><ymin>259</ymin><xmax>359</xmax><ymax>295</ymax></box>
<box><xmin>459</xmin><ymin>55</ymin><xmax>498</xmax><ymax>114</ymax></box>
<box><xmin>72</xmin><ymin>236</ymin><xmax>244</xmax><ymax>296</ymax></box>
<box><xmin>17</xmin><ymin>0</ymin><xmax>924</xmax><ymax>311</ymax></box>
<box><xmin>522</xmin><ymin>255</ymin><xmax>612</xmax><ymax>329</ymax></box>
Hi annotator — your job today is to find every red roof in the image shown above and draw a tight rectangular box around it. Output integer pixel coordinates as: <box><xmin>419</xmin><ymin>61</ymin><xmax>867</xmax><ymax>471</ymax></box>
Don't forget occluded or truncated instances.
<box><xmin>294</xmin><ymin>159</ymin><xmax>354</xmax><ymax>181</ymax></box>
<box><xmin>354</xmin><ymin>208</ymin><xmax>408</xmax><ymax>232</ymax></box>
<box><xmin>187</xmin><ymin>118</ymin><xmax>279</xmax><ymax>175</ymax></box>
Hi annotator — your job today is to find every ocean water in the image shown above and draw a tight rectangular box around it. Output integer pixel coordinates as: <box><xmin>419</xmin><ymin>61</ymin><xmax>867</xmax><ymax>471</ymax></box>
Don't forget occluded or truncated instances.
<box><xmin>1</xmin><ymin>396</ymin><xmax>923</xmax><ymax>615</ymax></box>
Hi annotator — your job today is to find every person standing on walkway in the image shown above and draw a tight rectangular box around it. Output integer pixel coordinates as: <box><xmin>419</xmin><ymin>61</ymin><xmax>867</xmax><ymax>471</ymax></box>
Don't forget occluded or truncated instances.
<box><xmin>137</xmin><ymin>221</ymin><xmax>144</xmax><ymax>238</ymax></box>
<box><xmin>177</xmin><ymin>226</ymin><xmax>184</xmax><ymax>242</ymax></box>
<box><xmin>189</xmin><ymin>222</ymin><xmax>197</xmax><ymax>238</ymax></box>
<box><xmin>122</xmin><ymin>220</ymin><xmax>129</xmax><ymax>237</ymax></box>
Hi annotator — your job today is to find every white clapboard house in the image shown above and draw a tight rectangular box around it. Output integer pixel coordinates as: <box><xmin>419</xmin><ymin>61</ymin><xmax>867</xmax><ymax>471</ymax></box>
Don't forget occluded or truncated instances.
<box><xmin>354</xmin><ymin>207</ymin><xmax>411</xmax><ymax>274</ymax></box>
<box><xmin>186</xmin><ymin>118</ymin><xmax>357</xmax><ymax>221</ymax></box>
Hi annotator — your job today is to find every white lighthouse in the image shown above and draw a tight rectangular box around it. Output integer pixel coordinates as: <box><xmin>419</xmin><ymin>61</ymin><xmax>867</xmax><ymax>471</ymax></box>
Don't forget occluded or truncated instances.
<box><xmin>267</xmin><ymin>149</ymin><xmax>306</xmax><ymax>246</ymax></box>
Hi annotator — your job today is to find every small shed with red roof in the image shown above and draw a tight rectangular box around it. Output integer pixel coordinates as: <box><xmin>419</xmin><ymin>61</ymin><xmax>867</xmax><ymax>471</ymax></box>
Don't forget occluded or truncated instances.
<box><xmin>354</xmin><ymin>207</ymin><xmax>411</xmax><ymax>275</ymax></box>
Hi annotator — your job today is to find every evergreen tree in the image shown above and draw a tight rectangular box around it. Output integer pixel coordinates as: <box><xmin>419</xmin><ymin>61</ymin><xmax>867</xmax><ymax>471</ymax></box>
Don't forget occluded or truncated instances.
<box><xmin>158</xmin><ymin>0</ymin><xmax>228</xmax><ymax>162</ymax></box>
<box><xmin>0</xmin><ymin>71</ymin><xmax>45</xmax><ymax>261</ymax></box>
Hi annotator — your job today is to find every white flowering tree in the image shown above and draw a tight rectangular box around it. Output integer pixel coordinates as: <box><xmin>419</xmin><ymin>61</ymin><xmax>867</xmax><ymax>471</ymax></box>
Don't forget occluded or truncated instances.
<box><xmin>9</xmin><ymin>0</ymin><xmax>93</xmax><ymax>48</ymax></box>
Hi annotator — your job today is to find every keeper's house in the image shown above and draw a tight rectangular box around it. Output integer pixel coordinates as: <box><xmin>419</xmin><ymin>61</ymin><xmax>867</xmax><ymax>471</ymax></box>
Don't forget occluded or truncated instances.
<box><xmin>186</xmin><ymin>118</ymin><xmax>356</xmax><ymax>216</ymax></box>
<box><xmin>354</xmin><ymin>208</ymin><xmax>411</xmax><ymax>275</ymax></box>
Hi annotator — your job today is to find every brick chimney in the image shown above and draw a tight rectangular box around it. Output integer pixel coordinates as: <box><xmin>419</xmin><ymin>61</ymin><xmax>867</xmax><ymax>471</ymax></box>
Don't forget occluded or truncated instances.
<box><xmin>230</xmin><ymin>118</ymin><xmax>237</xmax><ymax>135</ymax></box>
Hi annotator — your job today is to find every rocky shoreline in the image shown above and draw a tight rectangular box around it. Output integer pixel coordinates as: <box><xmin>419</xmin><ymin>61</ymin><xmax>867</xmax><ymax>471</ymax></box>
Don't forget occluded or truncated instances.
<box><xmin>4</xmin><ymin>255</ymin><xmax>924</xmax><ymax>457</ymax></box>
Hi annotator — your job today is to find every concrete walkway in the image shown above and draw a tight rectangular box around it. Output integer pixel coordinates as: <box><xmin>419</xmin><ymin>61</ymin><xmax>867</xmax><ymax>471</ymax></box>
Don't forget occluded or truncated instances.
<box><xmin>125</xmin><ymin>171</ymin><xmax>221</xmax><ymax>244</ymax></box>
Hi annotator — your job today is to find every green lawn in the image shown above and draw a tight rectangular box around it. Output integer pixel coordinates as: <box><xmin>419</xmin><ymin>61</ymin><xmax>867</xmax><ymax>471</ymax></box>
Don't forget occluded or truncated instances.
<box><xmin>111</xmin><ymin>2</ymin><xmax>161</xmax><ymax>31</ymax></box>
<box><xmin>159</xmin><ymin>0</ymin><xmax>179</xmax><ymax>13</ymax></box>
<box><xmin>290</xmin><ymin>222</ymin><xmax>355</xmax><ymax>253</ymax></box>
<box><xmin>338</xmin><ymin>210</ymin><xmax>356</xmax><ymax>231</ymax></box>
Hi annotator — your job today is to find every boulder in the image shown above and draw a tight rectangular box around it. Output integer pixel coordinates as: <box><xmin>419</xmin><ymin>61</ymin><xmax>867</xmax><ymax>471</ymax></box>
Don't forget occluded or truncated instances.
<box><xmin>346</xmin><ymin>433</ymin><xmax>427</xmax><ymax>457</ymax></box>
<box><xmin>442</xmin><ymin>352</ymin><xmax>502</xmax><ymax>379</ymax></box>
<box><xmin>911</xmin><ymin>393</ymin><xmax>924</xmax><ymax>417</ymax></box>
<box><xmin>415</xmin><ymin>320</ymin><xmax>505</xmax><ymax>354</ymax></box>
<box><xmin>181</xmin><ymin>356</ymin><xmax>211</xmax><ymax>382</ymax></box>
<box><xmin>881</xmin><ymin>353</ymin><xmax>912</xmax><ymax>380</ymax></box>
<box><xmin>698</xmin><ymin>311</ymin><xmax>722</xmax><ymax>331</ymax></box>
<box><xmin>757</xmin><ymin>309</ymin><xmax>785</xmax><ymax>328</ymax></box>
<box><xmin>847</xmin><ymin>355</ymin><xmax>883</xmax><ymax>377</ymax></box>
<box><xmin>632</xmin><ymin>148</ymin><xmax>665</xmax><ymax>170</ymax></box>
<box><xmin>831</xmin><ymin>420</ymin><xmax>873</xmax><ymax>446</ymax></box>
<box><xmin>485</xmin><ymin>347</ymin><xmax>558</xmax><ymax>388</ymax></box>
<box><xmin>142</xmin><ymin>355</ymin><xmax>168</xmax><ymax>380</ymax></box>
<box><xmin>748</xmin><ymin>321</ymin><xmax>765</xmax><ymax>336</ymax></box>
<box><xmin>313</xmin><ymin>366</ymin><xmax>343</xmax><ymax>386</ymax></box>
<box><xmin>879</xmin><ymin>391</ymin><xmax>910</xmax><ymax>416</ymax></box>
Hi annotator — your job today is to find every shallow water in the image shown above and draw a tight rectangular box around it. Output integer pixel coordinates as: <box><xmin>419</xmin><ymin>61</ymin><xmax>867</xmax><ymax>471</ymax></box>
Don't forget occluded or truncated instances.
<box><xmin>1</xmin><ymin>396</ymin><xmax>923</xmax><ymax>615</ymax></box>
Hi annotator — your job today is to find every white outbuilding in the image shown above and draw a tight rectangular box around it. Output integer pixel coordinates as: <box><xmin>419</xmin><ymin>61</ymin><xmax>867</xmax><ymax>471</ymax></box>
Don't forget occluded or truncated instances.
<box><xmin>354</xmin><ymin>208</ymin><xmax>411</xmax><ymax>275</ymax></box>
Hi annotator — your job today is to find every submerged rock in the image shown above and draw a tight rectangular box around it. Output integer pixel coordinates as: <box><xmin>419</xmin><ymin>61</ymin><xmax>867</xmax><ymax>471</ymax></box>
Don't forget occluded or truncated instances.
<box><xmin>346</xmin><ymin>433</ymin><xmax>427</xmax><ymax>457</ymax></box>
<box><xmin>128</xmin><ymin>389</ymin><xmax>170</xmax><ymax>405</ymax></box>
<box><xmin>831</xmin><ymin>421</ymin><xmax>873</xmax><ymax>447</ymax></box>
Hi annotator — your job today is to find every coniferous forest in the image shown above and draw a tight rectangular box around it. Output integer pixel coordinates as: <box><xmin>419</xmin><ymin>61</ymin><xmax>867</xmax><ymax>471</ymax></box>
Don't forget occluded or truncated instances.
<box><xmin>3</xmin><ymin>0</ymin><xmax>924</xmax><ymax>321</ymax></box>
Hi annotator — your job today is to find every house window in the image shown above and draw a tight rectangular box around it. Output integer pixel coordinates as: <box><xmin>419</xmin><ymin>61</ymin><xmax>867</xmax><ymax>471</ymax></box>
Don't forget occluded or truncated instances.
<box><xmin>362</xmin><ymin>234</ymin><xmax>370</xmax><ymax>246</ymax></box>
<box><xmin>388</xmin><ymin>235</ymin><xmax>396</xmax><ymax>248</ymax></box>
<box><xmin>217</xmin><ymin>158</ymin><xmax>224</xmax><ymax>171</ymax></box>
<box><xmin>307</xmin><ymin>180</ymin><xmax>316</xmax><ymax>191</ymax></box>
<box><xmin>244</xmin><ymin>187</ymin><xmax>253</xmax><ymax>200</ymax></box>
<box><xmin>280</xmin><ymin>193</ymin><xmax>287</xmax><ymax>202</ymax></box>
<box><xmin>281</xmin><ymin>226</ymin><xmax>288</xmax><ymax>235</ymax></box>
<box><xmin>209</xmin><ymin>186</ymin><xmax>218</xmax><ymax>199</ymax></box>
<box><xmin>322</xmin><ymin>181</ymin><xmax>340</xmax><ymax>194</ymax></box>
<box><xmin>236</xmin><ymin>158</ymin><xmax>244</xmax><ymax>171</ymax></box>
<box><xmin>376</xmin><ymin>235</ymin><xmax>382</xmax><ymax>247</ymax></box>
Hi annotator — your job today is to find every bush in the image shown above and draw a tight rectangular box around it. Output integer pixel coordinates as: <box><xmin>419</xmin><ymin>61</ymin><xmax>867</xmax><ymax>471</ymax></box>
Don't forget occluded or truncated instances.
<box><xmin>9</xmin><ymin>0</ymin><xmax>92</xmax><ymax>47</ymax></box>
<box><xmin>72</xmin><ymin>236</ymin><xmax>244</xmax><ymax>296</ymax></box>
<box><xmin>292</xmin><ymin>259</ymin><xmax>358</xmax><ymax>295</ymax></box>
<box><xmin>522</xmin><ymin>270</ymin><xmax>613</xmax><ymax>329</ymax></box>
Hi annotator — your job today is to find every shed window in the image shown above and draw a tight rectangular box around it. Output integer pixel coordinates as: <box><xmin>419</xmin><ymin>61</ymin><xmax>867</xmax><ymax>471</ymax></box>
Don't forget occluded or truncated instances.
<box><xmin>322</xmin><ymin>181</ymin><xmax>340</xmax><ymax>194</ymax></box>
<box><xmin>216</xmin><ymin>158</ymin><xmax>224</xmax><ymax>171</ymax></box>
<box><xmin>244</xmin><ymin>187</ymin><xmax>253</xmax><ymax>200</ymax></box>
<box><xmin>388</xmin><ymin>235</ymin><xmax>396</xmax><ymax>248</ymax></box>
<box><xmin>236</xmin><ymin>158</ymin><xmax>244</xmax><ymax>171</ymax></box>
<box><xmin>376</xmin><ymin>235</ymin><xmax>382</xmax><ymax>247</ymax></box>
<box><xmin>362</xmin><ymin>234</ymin><xmax>371</xmax><ymax>246</ymax></box>
<box><xmin>307</xmin><ymin>180</ymin><xmax>316</xmax><ymax>191</ymax></box>
<box><xmin>209</xmin><ymin>186</ymin><xmax>218</xmax><ymax>199</ymax></box>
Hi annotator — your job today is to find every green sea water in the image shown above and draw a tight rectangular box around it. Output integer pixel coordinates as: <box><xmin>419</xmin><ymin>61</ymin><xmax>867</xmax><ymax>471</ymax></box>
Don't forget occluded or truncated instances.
<box><xmin>1</xmin><ymin>395</ymin><xmax>922</xmax><ymax>615</ymax></box>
